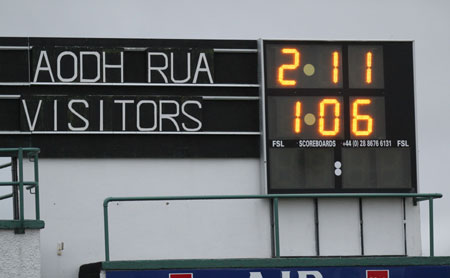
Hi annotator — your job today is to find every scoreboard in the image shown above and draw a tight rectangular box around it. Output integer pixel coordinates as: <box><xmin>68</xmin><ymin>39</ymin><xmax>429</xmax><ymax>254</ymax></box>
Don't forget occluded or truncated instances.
<box><xmin>260</xmin><ymin>40</ymin><xmax>416</xmax><ymax>193</ymax></box>
<box><xmin>0</xmin><ymin>37</ymin><xmax>417</xmax><ymax>193</ymax></box>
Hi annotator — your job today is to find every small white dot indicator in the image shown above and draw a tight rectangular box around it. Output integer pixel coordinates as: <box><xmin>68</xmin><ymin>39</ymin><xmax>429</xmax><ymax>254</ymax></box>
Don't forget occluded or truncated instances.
<box><xmin>303</xmin><ymin>64</ymin><xmax>315</xmax><ymax>76</ymax></box>
<box><xmin>304</xmin><ymin>113</ymin><xmax>316</xmax><ymax>126</ymax></box>
<box><xmin>334</xmin><ymin>161</ymin><xmax>342</xmax><ymax>169</ymax></box>
<box><xmin>335</xmin><ymin>169</ymin><xmax>342</xmax><ymax>176</ymax></box>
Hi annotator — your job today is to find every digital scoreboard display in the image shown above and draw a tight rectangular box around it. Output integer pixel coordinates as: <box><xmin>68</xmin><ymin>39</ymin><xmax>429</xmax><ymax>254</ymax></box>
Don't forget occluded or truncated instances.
<box><xmin>261</xmin><ymin>41</ymin><xmax>416</xmax><ymax>193</ymax></box>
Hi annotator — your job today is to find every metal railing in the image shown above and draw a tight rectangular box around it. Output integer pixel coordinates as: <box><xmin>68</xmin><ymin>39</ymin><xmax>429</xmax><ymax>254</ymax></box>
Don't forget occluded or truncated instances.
<box><xmin>103</xmin><ymin>193</ymin><xmax>442</xmax><ymax>262</ymax></box>
<box><xmin>0</xmin><ymin>147</ymin><xmax>40</xmax><ymax>232</ymax></box>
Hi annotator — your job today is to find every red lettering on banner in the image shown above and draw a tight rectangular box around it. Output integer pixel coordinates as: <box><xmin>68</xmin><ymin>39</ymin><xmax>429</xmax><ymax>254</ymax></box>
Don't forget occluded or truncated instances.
<box><xmin>367</xmin><ymin>270</ymin><xmax>389</xmax><ymax>278</ymax></box>
<box><xmin>170</xmin><ymin>273</ymin><xmax>193</xmax><ymax>278</ymax></box>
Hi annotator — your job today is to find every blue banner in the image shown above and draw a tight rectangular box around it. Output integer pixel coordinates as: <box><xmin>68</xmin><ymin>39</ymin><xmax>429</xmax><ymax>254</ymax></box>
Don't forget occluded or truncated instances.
<box><xmin>106</xmin><ymin>266</ymin><xmax>450</xmax><ymax>278</ymax></box>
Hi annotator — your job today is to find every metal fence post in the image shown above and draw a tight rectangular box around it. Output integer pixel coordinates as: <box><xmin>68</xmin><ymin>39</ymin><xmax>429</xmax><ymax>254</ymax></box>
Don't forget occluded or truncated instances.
<box><xmin>104</xmin><ymin>200</ymin><xmax>110</xmax><ymax>262</ymax></box>
<box><xmin>273</xmin><ymin>198</ymin><xmax>280</xmax><ymax>258</ymax></box>
<box><xmin>429</xmin><ymin>198</ymin><xmax>434</xmax><ymax>257</ymax></box>
<box><xmin>34</xmin><ymin>152</ymin><xmax>40</xmax><ymax>220</ymax></box>
<box><xmin>18</xmin><ymin>148</ymin><xmax>24</xmax><ymax>231</ymax></box>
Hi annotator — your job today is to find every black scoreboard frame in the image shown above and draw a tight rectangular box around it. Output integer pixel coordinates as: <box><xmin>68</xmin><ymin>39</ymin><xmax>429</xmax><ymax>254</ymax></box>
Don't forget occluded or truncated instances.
<box><xmin>259</xmin><ymin>39</ymin><xmax>417</xmax><ymax>193</ymax></box>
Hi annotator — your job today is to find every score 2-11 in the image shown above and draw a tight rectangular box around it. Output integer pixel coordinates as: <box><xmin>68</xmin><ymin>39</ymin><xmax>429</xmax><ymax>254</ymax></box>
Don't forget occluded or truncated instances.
<box><xmin>278</xmin><ymin>48</ymin><xmax>374</xmax><ymax>86</ymax></box>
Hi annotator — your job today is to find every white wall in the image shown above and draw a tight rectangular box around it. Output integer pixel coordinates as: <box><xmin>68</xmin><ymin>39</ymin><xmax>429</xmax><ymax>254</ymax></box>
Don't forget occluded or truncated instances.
<box><xmin>277</xmin><ymin>197</ymin><xmax>421</xmax><ymax>257</ymax></box>
<box><xmin>0</xmin><ymin>229</ymin><xmax>41</xmax><ymax>278</ymax></box>
<box><xmin>24</xmin><ymin>159</ymin><xmax>422</xmax><ymax>278</ymax></box>
<box><xmin>0</xmin><ymin>157</ymin><xmax>13</xmax><ymax>220</ymax></box>
<box><xmin>26</xmin><ymin>159</ymin><xmax>272</xmax><ymax>278</ymax></box>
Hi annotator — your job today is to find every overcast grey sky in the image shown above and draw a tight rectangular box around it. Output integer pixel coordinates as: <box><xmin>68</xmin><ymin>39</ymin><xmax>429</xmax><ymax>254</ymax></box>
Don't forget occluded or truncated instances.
<box><xmin>0</xmin><ymin>0</ymin><xmax>449</xmax><ymax>255</ymax></box>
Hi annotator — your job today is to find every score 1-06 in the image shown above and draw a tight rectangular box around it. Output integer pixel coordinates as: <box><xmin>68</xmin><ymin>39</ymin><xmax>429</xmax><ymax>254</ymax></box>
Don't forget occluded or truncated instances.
<box><xmin>294</xmin><ymin>98</ymin><xmax>373</xmax><ymax>136</ymax></box>
<box><xmin>268</xmin><ymin>96</ymin><xmax>386</xmax><ymax>140</ymax></box>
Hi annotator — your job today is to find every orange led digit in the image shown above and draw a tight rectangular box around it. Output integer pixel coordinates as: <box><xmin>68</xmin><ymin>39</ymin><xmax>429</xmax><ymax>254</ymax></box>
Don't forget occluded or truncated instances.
<box><xmin>319</xmin><ymin>98</ymin><xmax>340</xmax><ymax>136</ymax></box>
<box><xmin>366</xmin><ymin>51</ymin><xmax>373</xmax><ymax>84</ymax></box>
<box><xmin>332</xmin><ymin>51</ymin><xmax>339</xmax><ymax>84</ymax></box>
<box><xmin>294</xmin><ymin>101</ymin><xmax>301</xmax><ymax>133</ymax></box>
<box><xmin>278</xmin><ymin>48</ymin><xmax>300</xmax><ymax>86</ymax></box>
<box><xmin>352</xmin><ymin>99</ymin><xmax>373</xmax><ymax>136</ymax></box>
